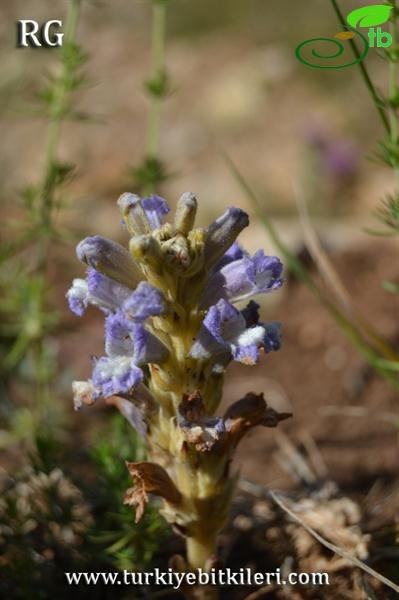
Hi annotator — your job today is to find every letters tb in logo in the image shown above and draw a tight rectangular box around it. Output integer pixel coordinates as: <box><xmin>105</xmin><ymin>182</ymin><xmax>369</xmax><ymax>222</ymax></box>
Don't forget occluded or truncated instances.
<box><xmin>17</xmin><ymin>20</ymin><xmax>64</xmax><ymax>48</ymax></box>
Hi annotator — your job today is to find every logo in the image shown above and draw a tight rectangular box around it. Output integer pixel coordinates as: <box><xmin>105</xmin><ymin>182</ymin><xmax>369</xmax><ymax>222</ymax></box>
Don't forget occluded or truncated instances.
<box><xmin>16</xmin><ymin>20</ymin><xmax>64</xmax><ymax>48</ymax></box>
<box><xmin>296</xmin><ymin>4</ymin><xmax>393</xmax><ymax>69</ymax></box>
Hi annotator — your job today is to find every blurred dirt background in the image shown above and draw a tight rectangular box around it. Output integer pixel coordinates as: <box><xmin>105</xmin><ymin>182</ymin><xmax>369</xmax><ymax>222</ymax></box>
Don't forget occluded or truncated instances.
<box><xmin>1</xmin><ymin>0</ymin><xmax>399</xmax><ymax>598</ymax></box>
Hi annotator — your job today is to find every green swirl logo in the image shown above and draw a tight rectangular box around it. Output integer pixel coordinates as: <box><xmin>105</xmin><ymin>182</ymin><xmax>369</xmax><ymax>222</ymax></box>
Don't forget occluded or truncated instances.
<box><xmin>295</xmin><ymin>27</ymin><xmax>368</xmax><ymax>69</ymax></box>
<box><xmin>296</xmin><ymin>4</ymin><xmax>393</xmax><ymax>70</ymax></box>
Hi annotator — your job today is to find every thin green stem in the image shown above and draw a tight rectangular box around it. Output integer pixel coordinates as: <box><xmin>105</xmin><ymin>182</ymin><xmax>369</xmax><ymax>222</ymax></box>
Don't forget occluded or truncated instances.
<box><xmin>388</xmin><ymin>5</ymin><xmax>399</xmax><ymax>187</ymax></box>
<box><xmin>37</xmin><ymin>0</ymin><xmax>82</xmax><ymax>272</ymax></box>
<box><xmin>146</xmin><ymin>1</ymin><xmax>167</xmax><ymax>162</ymax></box>
<box><xmin>33</xmin><ymin>0</ymin><xmax>82</xmax><ymax>419</ymax></box>
<box><xmin>329</xmin><ymin>0</ymin><xmax>390</xmax><ymax>133</ymax></box>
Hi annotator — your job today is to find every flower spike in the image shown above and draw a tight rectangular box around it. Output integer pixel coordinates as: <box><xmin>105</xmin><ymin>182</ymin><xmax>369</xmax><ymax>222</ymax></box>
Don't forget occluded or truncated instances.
<box><xmin>69</xmin><ymin>191</ymin><xmax>286</xmax><ymax>570</ymax></box>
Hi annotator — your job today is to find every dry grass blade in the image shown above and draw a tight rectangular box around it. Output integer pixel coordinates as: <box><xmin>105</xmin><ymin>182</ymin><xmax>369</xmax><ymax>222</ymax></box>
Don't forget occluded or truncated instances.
<box><xmin>274</xmin><ymin>430</ymin><xmax>317</xmax><ymax>485</ymax></box>
<box><xmin>320</xmin><ymin>405</ymin><xmax>399</xmax><ymax>426</ymax></box>
<box><xmin>297</xmin><ymin>431</ymin><xmax>329</xmax><ymax>480</ymax></box>
<box><xmin>269</xmin><ymin>491</ymin><xmax>399</xmax><ymax>595</ymax></box>
<box><xmin>292</xmin><ymin>180</ymin><xmax>353</xmax><ymax>312</ymax></box>
<box><xmin>292</xmin><ymin>180</ymin><xmax>399</xmax><ymax>366</ymax></box>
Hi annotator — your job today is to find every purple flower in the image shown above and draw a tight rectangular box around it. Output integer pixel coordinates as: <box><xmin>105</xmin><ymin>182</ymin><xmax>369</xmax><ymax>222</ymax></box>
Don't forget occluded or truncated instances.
<box><xmin>69</xmin><ymin>193</ymin><xmax>285</xmax><ymax>426</ymax></box>
<box><xmin>325</xmin><ymin>141</ymin><xmax>358</xmax><ymax>179</ymax></box>
<box><xmin>303</xmin><ymin>123</ymin><xmax>359</xmax><ymax>180</ymax></box>
<box><xmin>142</xmin><ymin>195</ymin><xmax>170</xmax><ymax>230</ymax></box>
<box><xmin>66</xmin><ymin>269</ymin><xmax>132</xmax><ymax>316</ymax></box>
<box><xmin>122</xmin><ymin>281</ymin><xmax>165</xmax><ymax>322</ymax></box>
<box><xmin>67</xmin><ymin>271</ymin><xmax>165</xmax><ymax>321</ymax></box>
<box><xmin>92</xmin><ymin>312</ymin><xmax>168</xmax><ymax>398</ymax></box>
<box><xmin>190</xmin><ymin>299</ymin><xmax>280</xmax><ymax>368</ymax></box>
<box><xmin>213</xmin><ymin>242</ymin><xmax>245</xmax><ymax>271</ymax></box>
<box><xmin>104</xmin><ymin>312</ymin><xmax>167</xmax><ymax>363</ymax></box>
<box><xmin>67</xmin><ymin>278</ymin><xmax>90</xmax><ymax>316</ymax></box>
<box><xmin>201</xmin><ymin>250</ymin><xmax>283</xmax><ymax>307</ymax></box>
<box><xmin>87</xmin><ymin>269</ymin><xmax>130</xmax><ymax>306</ymax></box>
<box><xmin>92</xmin><ymin>357</ymin><xmax>143</xmax><ymax>398</ymax></box>
<box><xmin>76</xmin><ymin>235</ymin><xmax>142</xmax><ymax>288</ymax></box>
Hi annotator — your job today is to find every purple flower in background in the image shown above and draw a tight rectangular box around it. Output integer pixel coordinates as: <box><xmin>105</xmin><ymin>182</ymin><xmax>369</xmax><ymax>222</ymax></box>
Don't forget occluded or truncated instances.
<box><xmin>303</xmin><ymin>120</ymin><xmax>359</xmax><ymax>181</ymax></box>
<box><xmin>325</xmin><ymin>141</ymin><xmax>358</xmax><ymax>179</ymax></box>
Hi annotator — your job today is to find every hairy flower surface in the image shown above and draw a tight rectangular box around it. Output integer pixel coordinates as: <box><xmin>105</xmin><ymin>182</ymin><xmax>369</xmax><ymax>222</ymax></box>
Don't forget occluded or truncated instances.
<box><xmin>201</xmin><ymin>247</ymin><xmax>283</xmax><ymax>307</ymax></box>
<box><xmin>190</xmin><ymin>298</ymin><xmax>281</xmax><ymax>368</ymax></box>
<box><xmin>68</xmin><ymin>191</ymin><xmax>288</xmax><ymax>570</ymax></box>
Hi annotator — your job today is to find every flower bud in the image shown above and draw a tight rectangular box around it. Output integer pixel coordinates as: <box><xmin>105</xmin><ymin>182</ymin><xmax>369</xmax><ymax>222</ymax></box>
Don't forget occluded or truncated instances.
<box><xmin>118</xmin><ymin>193</ymin><xmax>151</xmax><ymax>236</ymax></box>
<box><xmin>174</xmin><ymin>192</ymin><xmax>197</xmax><ymax>235</ymax></box>
<box><xmin>204</xmin><ymin>207</ymin><xmax>249</xmax><ymax>267</ymax></box>
<box><xmin>76</xmin><ymin>236</ymin><xmax>141</xmax><ymax>288</ymax></box>
<box><xmin>129</xmin><ymin>234</ymin><xmax>162</xmax><ymax>272</ymax></box>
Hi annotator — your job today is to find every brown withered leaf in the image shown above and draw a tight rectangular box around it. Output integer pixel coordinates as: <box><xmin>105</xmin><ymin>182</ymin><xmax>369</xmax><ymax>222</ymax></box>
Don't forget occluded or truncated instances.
<box><xmin>263</xmin><ymin>407</ymin><xmax>292</xmax><ymax>428</ymax></box>
<box><xmin>224</xmin><ymin>392</ymin><xmax>292</xmax><ymax>446</ymax></box>
<box><xmin>179</xmin><ymin>390</ymin><xmax>206</xmax><ymax>421</ymax></box>
<box><xmin>124</xmin><ymin>484</ymin><xmax>148</xmax><ymax>523</ymax></box>
<box><xmin>225</xmin><ymin>392</ymin><xmax>266</xmax><ymax>427</ymax></box>
<box><xmin>124</xmin><ymin>461</ymin><xmax>182</xmax><ymax>522</ymax></box>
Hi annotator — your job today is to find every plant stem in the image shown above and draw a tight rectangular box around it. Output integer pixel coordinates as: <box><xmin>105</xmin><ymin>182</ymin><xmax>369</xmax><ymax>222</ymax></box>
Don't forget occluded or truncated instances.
<box><xmin>388</xmin><ymin>3</ymin><xmax>399</xmax><ymax>187</ymax></box>
<box><xmin>186</xmin><ymin>536</ymin><xmax>216</xmax><ymax>571</ymax></box>
<box><xmin>33</xmin><ymin>0</ymin><xmax>82</xmax><ymax>419</ymax></box>
<box><xmin>146</xmin><ymin>1</ymin><xmax>167</xmax><ymax>163</ymax></box>
<box><xmin>329</xmin><ymin>0</ymin><xmax>390</xmax><ymax>133</ymax></box>
<box><xmin>37</xmin><ymin>0</ymin><xmax>82</xmax><ymax>272</ymax></box>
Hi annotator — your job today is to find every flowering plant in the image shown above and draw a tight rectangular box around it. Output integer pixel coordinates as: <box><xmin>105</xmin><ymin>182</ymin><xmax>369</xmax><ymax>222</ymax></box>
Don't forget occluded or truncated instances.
<box><xmin>68</xmin><ymin>192</ymin><xmax>290</xmax><ymax>569</ymax></box>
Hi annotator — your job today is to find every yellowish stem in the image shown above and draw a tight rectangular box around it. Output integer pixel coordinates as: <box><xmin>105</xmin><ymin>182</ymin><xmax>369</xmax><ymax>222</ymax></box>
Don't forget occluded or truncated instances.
<box><xmin>186</xmin><ymin>535</ymin><xmax>217</xmax><ymax>571</ymax></box>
